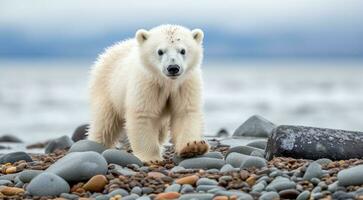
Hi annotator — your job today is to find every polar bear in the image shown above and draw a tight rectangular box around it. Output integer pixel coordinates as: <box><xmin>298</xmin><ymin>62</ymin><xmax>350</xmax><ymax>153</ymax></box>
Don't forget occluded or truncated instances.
<box><xmin>88</xmin><ymin>25</ymin><xmax>209</xmax><ymax>162</ymax></box>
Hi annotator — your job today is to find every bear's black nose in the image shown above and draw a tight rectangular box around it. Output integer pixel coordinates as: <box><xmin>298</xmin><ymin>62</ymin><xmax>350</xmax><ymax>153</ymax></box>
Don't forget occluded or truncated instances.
<box><xmin>167</xmin><ymin>64</ymin><xmax>180</xmax><ymax>75</ymax></box>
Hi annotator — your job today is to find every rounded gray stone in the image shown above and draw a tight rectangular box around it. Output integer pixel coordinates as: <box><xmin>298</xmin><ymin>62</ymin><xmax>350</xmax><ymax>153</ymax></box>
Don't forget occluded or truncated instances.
<box><xmin>121</xmin><ymin>194</ymin><xmax>139</xmax><ymax>200</ymax></box>
<box><xmin>259</xmin><ymin>191</ymin><xmax>279</xmax><ymax>200</ymax></box>
<box><xmin>173</xmin><ymin>151</ymin><xmax>223</xmax><ymax>165</ymax></box>
<box><xmin>60</xmin><ymin>193</ymin><xmax>79</xmax><ymax>200</ymax></box>
<box><xmin>240</xmin><ymin>157</ymin><xmax>267</xmax><ymax>169</ymax></box>
<box><xmin>178</xmin><ymin>193</ymin><xmax>214</xmax><ymax>200</ymax></box>
<box><xmin>226</xmin><ymin>145</ymin><xmax>264</xmax><ymax>157</ymax></box>
<box><xmin>0</xmin><ymin>180</ymin><xmax>13</xmax><ymax>186</ymax></box>
<box><xmin>250</xmin><ymin>150</ymin><xmax>265</xmax><ymax>158</ymax></box>
<box><xmin>314</xmin><ymin>158</ymin><xmax>332</xmax><ymax>166</ymax></box>
<box><xmin>0</xmin><ymin>151</ymin><xmax>32</xmax><ymax>164</ymax></box>
<box><xmin>233</xmin><ymin>115</ymin><xmax>276</xmax><ymax>137</ymax></box>
<box><xmin>215</xmin><ymin>190</ymin><xmax>253</xmax><ymax>200</ymax></box>
<box><xmin>69</xmin><ymin>140</ymin><xmax>107</xmax><ymax>154</ymax></box>
<box><xmin>18</xmin><ymin>170</ymin><xmax>43</xmax><ymax>183</ymax></box>
<box><xmin>165</xmin><ymin>183</ymin><xmax>181</xmax><ymax>192</ymax></box>
<box><xmin>45</xmin><ymin>135</ymin><xmax>73</xmax><ymax>154</ymax></box>
<box><xmin>225</xmin><ymin>152</ymin><xmax>250</xmax><ymax>168</ymax></box>
<box><xmin>303</xmin><ymin>162</ymin><xmax>323</xmax><ymax>181</ymax></box>
<box><xmin>180</xmin><ymin>184</ymin><xmax>194</xmax><ymax>194</ymax></box>
<box><xmin>178</xmin><ymin>157</ymin><xmax>225</xmax><ymax>169</ymax></box>
<box><xmin>46</xmin><ymin>151</ymin><xmax>107</xmax><ymax>182</ymax></box>
<box><xmin>108</xmin><ymin>188</ymin><xmax>129</xmax><ymax>197</ymax></box>
<box><xmin>246</xmin><ymin>140</ymin><xmax>267</xmax><ymax>150</ymax></box>
<box><xmin>170</xmin><ymin>166</ymin><xmax>185</xmax><ymax>173</ymax></box>
<box><xmin>102</xmin><ymin>149</ymin><xmax>143</xmax><ymax>167</ymax></box>
<box><xmin>337</xmin><ymin>164</ymin><xmax>363</xmax><ymax>186</ymax></box>
<box><xmin>27</xmin><ymin>172</ymin><xmax>70</xmax><ymax>196</ymax></box>
<box><xmin>220</xmin><ymin>164</ymin><xmax>236</xmax><ymax>173</ymax></box>
<box><xmin>296</xmin><ymin>190</ymin><xmax>310</xmax><ymax>200</ymax></box>
<box><xmin>196</xmin><ymin>178</ymin><xmax>218</xmax><ymax>186</ymax></box>
<box><xmin>131</xmin><ymin>186</ymin><xmax>142</xmax><ymax>195</ymax></box>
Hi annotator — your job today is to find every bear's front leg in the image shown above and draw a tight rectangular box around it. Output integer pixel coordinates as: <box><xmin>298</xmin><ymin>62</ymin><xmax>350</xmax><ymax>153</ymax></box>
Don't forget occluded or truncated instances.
<box><xmin>126</xmin><ymin>111</ymin><xmax>163</xmax><ymax>162</ymax></box>
<box><xmin>171</xmin><ymin>112</ymin><xmax>209</xmax><ymax>158</ymax></box>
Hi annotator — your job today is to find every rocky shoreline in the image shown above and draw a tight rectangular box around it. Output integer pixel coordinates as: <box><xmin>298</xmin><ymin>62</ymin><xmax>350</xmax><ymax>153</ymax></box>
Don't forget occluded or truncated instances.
<box><xmin>0</xmin><ymin>115</ymin><xmax>363</xmax><ymax>200</ymax></box>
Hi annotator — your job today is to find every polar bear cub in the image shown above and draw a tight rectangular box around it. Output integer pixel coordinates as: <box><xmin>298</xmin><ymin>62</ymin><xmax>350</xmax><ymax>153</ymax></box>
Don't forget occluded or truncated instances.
<box><xmin>88</xmin><ymin>25</ymin><xmax>209</xmax><ymax>162</ymax></box>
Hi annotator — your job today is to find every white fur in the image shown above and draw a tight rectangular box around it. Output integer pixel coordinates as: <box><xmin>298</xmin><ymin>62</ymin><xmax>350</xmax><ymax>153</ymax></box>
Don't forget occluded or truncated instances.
<box><xmin>88</xmin><ymin>25</ymin><xmax>204</xmax><ymax>162</ymax></box>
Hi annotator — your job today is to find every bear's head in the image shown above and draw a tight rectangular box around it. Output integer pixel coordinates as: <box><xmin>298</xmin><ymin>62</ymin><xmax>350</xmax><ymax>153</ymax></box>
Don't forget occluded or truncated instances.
<box><xmin>136</xmin><ymin>25</ymin><xmax>203</xmax><ymax>80</ymax></box>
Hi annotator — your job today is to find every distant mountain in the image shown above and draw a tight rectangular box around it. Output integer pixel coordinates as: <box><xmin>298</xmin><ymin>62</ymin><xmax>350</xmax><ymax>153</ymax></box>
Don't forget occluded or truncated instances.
<box><xmin>0</xmin><ymin>27</ymin><xmax>362</xmax><ymax>60</ymax></box>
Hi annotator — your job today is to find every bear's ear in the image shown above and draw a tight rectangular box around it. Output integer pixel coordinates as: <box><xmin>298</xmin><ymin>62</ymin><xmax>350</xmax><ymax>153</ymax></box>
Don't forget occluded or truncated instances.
<box><xmin>192</xmin><ymin>29</ymin><xmax>204</xmax><ymax>44</ymax></box>
<box><xmin>136</xmin><ymin>29</ymin><xmax>149</xmax><ymax>44</ymax></box>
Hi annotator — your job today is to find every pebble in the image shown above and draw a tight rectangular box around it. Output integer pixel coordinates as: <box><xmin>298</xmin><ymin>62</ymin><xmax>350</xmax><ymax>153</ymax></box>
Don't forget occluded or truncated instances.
<box><xmin>172</xmin><ymin>151</ymin><xmax>224</xmax><ymax>165</ymax></box>
<box><xmin>108</xmin><ymin>188</ymin><xmax>129</xmax><ymax>197</ymax></box>
<box><xmin>250</xmin><ymin>150</ymin><xmax>265</xmax><ymax>158</ymax></box>
<box><xmin>170</xmin><ymin>166</ymin><xmax>185</xmax><ymax>173</ymax></box>
<box><xmin>278</xmin><ymin>189</ymin><xmax>300</xmax><ymax>199</ymax></box>
<box><xmin>175</xmin><ymin>175</ymin><xmax>199</xmax><ymax>185</ymax></box>
<box><xmin>266</xmin><ymin>177</ymin><xmax>296</xmax><ymax>192</ymax></box>
<box><xmin>337</xmin><ymin>164</ymin><xmax>363</xmax><ymax>186</ymax></box>
<box><xmin>122</xmin><ymin>194</ymin><xmax>140</xmax><ymax>200</ymax></box>
<box><xmin>214</xmin><ymin>190</ymin><xmax>253</xmax><ymax>200</ymax></box>
<box><xmin>225</xmin><ymin>152</ymin><xmax>250</xmax><ymax>168</ymax></box>
<box><xmin>246</xmin><ymin>140</ymin><xmax>267</xmax><ymax>150</ymax></box>
<box><xmin>332</xmin><ymin>191</ymin><xmax>355</xmax><ymax>199</ymax></box>
<box><xmin>155</xmin><ymin>192</ymin><xmax>181</xmax><ymax>200</ymax></box>
<box><xmin>314</xmin><ymin>158</ymin><xmax>332</xmax><ymax>165</ymax></box>
<box><xmin>180</xmin><ymin>184</ymin><xmax>194</xmax><ymax>193</ymax></box>
<box><xmin>45</xmin><ymin>135</ymin><xmax>73</xmax><ymax>153</ymax></box>
<box><xmin>240</xmin><ymin>156</ymin><xmax>267</xmax><ymax>169</ymax></box>
<box><xmin>232</xmin><ymin>115</ymin><xmax>276</xmax><ymax>137</ymax></box>
<box><xmin>296</xmin><ymin>190</ymin><xmax>310</xmax><ymax>200</ymax></box>
<box><xmin>83</xmin><ymin>175</ymin><xmax>108</xmax><ymax>192</ymax></box>
<box><xmin>252</xmin><ymin>181</ymin><xmax>266</xmax><ymax>192</ymax></box>
<box><xmin>27</xmin><ymin>172</ymin><xmax>70</xmax><ymax>196</ymax></box>
<box><xmin>46</xmin><ymin>151</ymin><xmax>108</xmax><ymax>182</ymax></box>
<box><xmin>109</xmin><ymin>164</ymin><xmax>137</xmax><ymax>176</ymax></box>
<box><xmin>61</xmin><ymin>193</ymin><xmax>79</xmax><ymax>200</ymax></box>
<box><xmin>131</xmin><ymin>186</ymin><xmax>142</xmax><ymax>195</ymax></box>
<box><xmin>303</xmin><ymin>162</ymin><xmax>323</xmax><ymax>180</ymax></box>
<box><xmin>165</xmin><ymin>184</ymin><xmax>181</xmax><ymax>192</ymax></box>
<box><xmin>197</xmin><ymin>178</ymin><xmax>218</xmax><ymax>186</ymax></box>
<box><xmin>142</xmin><ymin>187</ymin><xmax>154</xmax><ymax>194</ymax></box>
<box><xmin>178</xmin><ymin>157</ymin><xmax>225</xmax><ymax>169</ymax></box>
<box><xmin>0</xmin><ymin>186</ymin><xmax>25</xmax><ymax>196</ymax></box>
<box><xmin>0</xmin><ymin>151</ymin><xmax>32</xmax><ymax>164</ymax></box>
<box><xmin>328</xmin><ymin>181</ymin><xmax>338</xmax><ymax>192</ymax></box>
<box><xmin>68</xmin><ymin>139</ymin><xmax>107</xmax><ymax>154</ymax></box>
<box><xmin>226</xmin><ymin>145</ymin><xmax>264</xmax><ymax>157</ymax></box>
<box><xmin>18</xmin><ymin>170</ymin><xmax>43</xmax><ymax>183</ymax></box>
<box><xmin>147</xmin><ymin>172</ymin><xmax>165</xmax><ymax>179</ymax></box>
<box><xmin>259</xmin><ymin>191</ymin><xmax>279</xmax><ymax>200</ymax></box>
<box><xmin>0</xmin><ymin>134</ymin><xmax>22</xmax><ymax>143</ymax></box>
<box><xmin>178</xmin><ymin>193</ymin><xmax>214</xmax><ymax>200</ymax></box>
<box><xmin>196</xmin><ymin>185</ymin><xmax>221</xmax><ymax>192</ymax></box>
<box><xmin>102</xmin><ymin>149</ymin><xmax>143</xmax><ymax>167</ymax></box>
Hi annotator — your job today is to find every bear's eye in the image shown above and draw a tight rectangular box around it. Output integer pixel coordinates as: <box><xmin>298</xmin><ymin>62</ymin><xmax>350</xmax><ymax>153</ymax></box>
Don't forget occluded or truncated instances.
<box><xmin>180</xmin><ymin>49</ymin><xmax>186</xmax><ymax>55</ymax></box>
<box><xmin>158</xmin><ymin>50</ymin><xmax>164</xmax><ymax>56</ymax></box>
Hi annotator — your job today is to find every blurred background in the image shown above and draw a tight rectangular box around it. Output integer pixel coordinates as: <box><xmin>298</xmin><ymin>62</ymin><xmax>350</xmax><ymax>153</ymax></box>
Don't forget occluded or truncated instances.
<box><xmin>0</xmin><ymin>0</ymin><xmax>363</xmax><ymax>142</ymax></box>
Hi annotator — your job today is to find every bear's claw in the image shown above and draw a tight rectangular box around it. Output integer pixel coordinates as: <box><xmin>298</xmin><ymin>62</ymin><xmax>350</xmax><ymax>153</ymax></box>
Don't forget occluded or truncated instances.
<box><xmin>178</xmin><ymin>140</ymin><xmax>209</xmax><ymax>158</ymax></box>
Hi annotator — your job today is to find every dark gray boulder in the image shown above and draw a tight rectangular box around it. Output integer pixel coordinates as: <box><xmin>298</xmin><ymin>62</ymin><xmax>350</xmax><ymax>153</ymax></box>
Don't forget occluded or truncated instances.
<box><xmin>233</xmin><ymin>115</ymin><xmax>276</xmax><ymax>138</ymax></box>
<box><xmin>266</xmin><ymin>125</ymin><xmax>363</xmax><ymax>160</ymax></box>
<box><xmin>0</xmin><ymin>151</ymin><xmax>32</xmax><ymax>164</ymax></box>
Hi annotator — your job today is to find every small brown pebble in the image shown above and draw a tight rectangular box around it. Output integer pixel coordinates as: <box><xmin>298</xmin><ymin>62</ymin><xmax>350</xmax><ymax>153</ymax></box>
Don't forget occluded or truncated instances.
<box><xmin>83</xmin><ymin>175</ymin><xmax>108</xmax><ymax>192</ymax></box>
<box><xmin>357</xmin><ymin>195</ymin><xmax>363</xmax><ymax>200</ymax></box>
<box><xmin>155</xmin><ymin>192</ymin><xmax>181</xmax><ymax>200</ymax></box>
<box><xmin>148</xmin><ymin>172</ymin><xmax>166</xmax><ymax>179</ymax></box>
<box><xmin>0</xmin><ymin>186</ymin><xmax>25</xmax><ymax>195</ymax></box>
<box><xmin>240</xmin><ymin>170</ymin><xmax>249</xmax><ymax>180</ymax></box>
<box><xmin>5</xmin><ymin>166</ymin><xmax>17</xmax><ymax>174</ymax></box>
<box><xmin>213</xmin><ymin>196</ymin><xmax>228</xmax><ymax>200</ymax></box>
<box><xmin>175</xmin><ymin>175</ymin><xmax>199</xmax><ymax>185</ymax></box>
<box><xmin>246</xmin><ymin>175</ymin><xmax>256</xmax><ymax>186</ymax></box>
<box><xmin>110</xmin><ymin>194</ymin><xmax>122</xmax><ymax>200</ymax></box>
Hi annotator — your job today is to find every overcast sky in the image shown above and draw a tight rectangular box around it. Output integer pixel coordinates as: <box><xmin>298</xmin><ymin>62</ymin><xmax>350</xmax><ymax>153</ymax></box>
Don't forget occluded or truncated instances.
<box><xmin>1</xmin><ymin>0</ymin><xmax>363</xmax><ymax>36</ymax></box>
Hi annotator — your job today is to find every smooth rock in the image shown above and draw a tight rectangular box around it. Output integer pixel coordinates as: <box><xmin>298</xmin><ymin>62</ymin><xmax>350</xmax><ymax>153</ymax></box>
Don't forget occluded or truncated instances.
<box><xmin>18</xmin><ymin>170</ymin><xmax>43</xmax><ymax>183</ymax></box>
<box><xmin>178</xmin><ymin>193</ymin><xmax>214</xmax><ymax>200</ymax></box>
<box><xmin>240</xmin><ymin>157</ymin><xmax>267</xmax><ymax>169</ymax></box>
<box><xmin>0</xmin><ymin>134</ymin><xmax>22</xmax><ymax>143</ymax></box>
<box><xmin>0</xmin><ymin>186</ymin><xmax>24</xmax><ymax>196</ymax></box>
<box><xmin>131</xmin><ymin>186</ymin><xmax>142</xmax><ymax>195</ymax></box>
<box><xmin>220</xmin><ymin>164</ymin><xmax>236</xmax><ymax>173</ymax></box>
<box><xmin>233</xmin><ymin>115</ymin><xmax>276</xmax><ymax>137</ymax></box>
<box><xmin>296</xmin><ymin>190</ymin><xmax>310</xmax><ymax>200</ymax></box>
<box><xmin>225</xmin><ymin>152</ymin><xmax>250</xmax><ymax>168</ymax></box>
<box><xmin>109</xmin><ymin>164</ymin><xmax>137</xmax><ymax>176</ymax></box>
<box><xmin>142</xmin><ymin>187</ymin><xmax>154</xmax><ymax>194</ymax></box>
<box><xmin>102</xmin><ymin>149</ymin><xmax>143</xmax><ymax>167</ymax></box>
<box><xmin>180</xmin><ymin>184</ymin><xmax>194</xmax><ymax>193</ymax></box>
<box><xmin>178</xmin><ymin>157</ymin><xmax>225</xmax><ymax>169</ymax></box>
<box><xmin>165</xmin><ymin>184</ymin><xmax>181</xmax><ymax>192</ymax></box>
<box><xmin>46</xmin><ymin>151</ymin><xmax>107</xmax><ymax>182</ymax></box>
<box><xmin>68</xmin><ymin>139</ymin><xmax>107</xmax><ymax>154</ymax></box>
<box><xmin>266</xmin><ymin>178</ymin><xmax>296</xmax><ymax>192</ymax></box>
<box><xmin>155</xmin><ymin>192</ymin><xmax>181</xmax><ymax>200</ymax></box>
<box><xmin>196</xmin><ymin>185</ymin><xmax>221</xmax><ymax>192</ymax></box>
<box><xmin>137</xmin><ymin>197</ymin><xmax>151</xmax><ymax>200</ymax></box>
<box><xmin>314</xmin><ymin>158</ymin><xmax>332</xmax><ymax>165</ymax></box>
<box><xmin>122</xmin><ymin>194</ymin><xmax>140</xmax><ymax>200</ymax></box>
<box><xmin>27</xmin><ymin>172</ymin><xmax>70</xmax><ymax>196</ymax></box>
<box><xmin>175</xmin><ymin>175</ymin><xmax>199</xmax><ymax>185</ymax></box>
<box><xmin>259</xmin><ymin>191</ymin><xmax>279</xmax><ymax>200</ymax></box>
<box><xmin>83</xmin><ymin>175</ymin><xmax>108</xmax><ymax>192</ymax></box>
<box><xmin>303</xmin><ymin>162</ymin><xmax>323</xmax><ymax>180</ymax></box>
<box><xmin>0</xmin><ymin>180</ymin><xmax>12</xmax><ymax>186</ymax></box>
<box><xmin>0</xmin><ymin>152</ymin><xmax>32</xmax><ymax>164</ymax></box>
<box><xmin>72</xmin><ymin>124</ymin><xmax>89</xmax><ymax>142</ymax></box>
<box><xmin>60</xmin><ymin>193</ymin><xmax>79</xmax><ymax>200</ymax></box>
<box><xmin>108</xmin><ymin>188</ymin><xmax>129</xmax><ymax>197</ymax></box>
<box><xmin>338</xmin><ymin>164</ymin><xmax>363</xmax><ymax>186</ymax></box>
<box><xmin>328</xmin><ymin>181</ymin><xmax>338</xmax><ymax>192</ymax></box>
<box><xmin>265</xmin><ymin>125</ymin><xmax>363</xmax><ymax>160</ymax></box>
<box><xmin>246</xmin><ymin>140</ymin><xmax>267</xmax><ymax>150</ymax></box>
<box><xmin>170</xmin><ymin>166</ymin><xmax>185</xmax><ymax>173</ymax></box>
<box><xmin>252</xmin><ymin>181</ymin><xmax>266</xmax><ymax>192</ymax></box>
<box><xmin>279</xmin><ymin>189</ymin><xmax>300</xmax><ymax>199</ymax></box>
<box><xmin>173</xmin><ymin>151</ymin><xmax>223</xmax><ymax>165</ymax></box>
<box><xmin>196</xmin><ymin>178</ymin><xmax>218</xmax><ymax>186</ymax></box>
<box><xmin>45</xmin><ymin>135</ymin><xmax>73</xmax><ymax>153</ymax></box>
<box><xmin>214</xmin><ymin>190</ymin><xmax>253</xmax><ymax>199</ymax></box>
<box><xmin>250</xmin><ymin>150</ymin><xmax>265</xmax><ymax>158</ymax></box>
<box><xmin>0</xmin><ymin>173</ymin><xmax>19</xmax><ymax>181</ymax></box>
<box><xmin>226</xmin><ymin>145</ymin><xmax>264</xmax><ymax>157</ymax></box>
